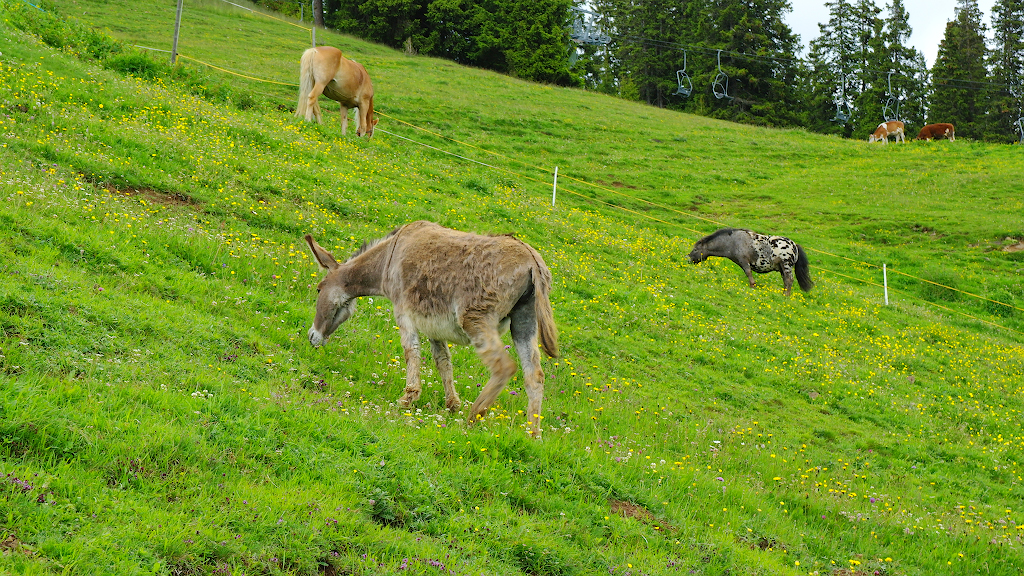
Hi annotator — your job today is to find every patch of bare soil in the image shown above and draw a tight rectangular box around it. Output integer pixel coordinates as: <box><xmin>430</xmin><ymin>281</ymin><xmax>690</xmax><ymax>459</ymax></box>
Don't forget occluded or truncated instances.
<box><xmin>609</xmin><ymin>499</ymin><xmax>675</xmax><ymax>532</ymax></box>
<box><xmin>102</xmin><ymin>183</ymin><xmax>197</xmax><ymax>207</ymax></box>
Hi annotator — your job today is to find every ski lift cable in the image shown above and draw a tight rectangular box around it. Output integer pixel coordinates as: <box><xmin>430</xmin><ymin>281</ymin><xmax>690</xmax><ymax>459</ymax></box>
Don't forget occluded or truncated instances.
<box><xmin>607</xmin><ymin>31</ymin><xmax>1022</xmax><ymax>93</ymax></box>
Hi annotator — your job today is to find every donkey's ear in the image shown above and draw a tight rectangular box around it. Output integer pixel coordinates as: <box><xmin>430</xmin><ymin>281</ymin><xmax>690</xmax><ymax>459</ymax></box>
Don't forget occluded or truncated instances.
<box><xmin>305</xmin><ymin>234</ymin><xmax>339</xmax><ymax>270</ymax></box>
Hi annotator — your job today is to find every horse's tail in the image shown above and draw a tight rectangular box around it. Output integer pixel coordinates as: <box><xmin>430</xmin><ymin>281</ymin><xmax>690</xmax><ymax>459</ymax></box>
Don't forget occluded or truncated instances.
<box><xmin>795</xmin><ymin>245</ymin><xmax>814</xmax><ymax>292</ymax></box>
<box><xmin>531</xmin><ymin>256</ymin><xmax>559</xmax><ymax>358</ymax></box>
<box><xmin>295</xmin><ymin>48</ymin><xmax>317</xmax><ymax>118</ymax></box>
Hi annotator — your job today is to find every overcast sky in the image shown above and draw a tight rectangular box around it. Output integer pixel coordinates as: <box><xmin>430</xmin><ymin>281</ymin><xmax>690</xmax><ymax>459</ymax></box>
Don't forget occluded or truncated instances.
<box><xmin>786</xmin><ymin>0</ymin><xmax>998</xmax><ymax>67</ymax></box>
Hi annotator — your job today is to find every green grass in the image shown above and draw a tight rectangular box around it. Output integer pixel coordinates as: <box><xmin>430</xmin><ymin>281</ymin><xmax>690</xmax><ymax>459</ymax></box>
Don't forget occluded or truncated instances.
<box><xmin>1</xmin><ymin>0</ymin><xmax>1023</xmax><ymax>574</ymax></box>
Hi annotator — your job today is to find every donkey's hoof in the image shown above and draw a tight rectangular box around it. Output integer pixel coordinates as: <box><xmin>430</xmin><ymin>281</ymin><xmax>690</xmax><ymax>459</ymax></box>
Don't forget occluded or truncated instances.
<box><xmin>397</xmin><ymin>391</ymin><xmax>421</xmax><ymax>406</ymax></box>
<box><xmin>445</xmin><ymin>396</ymin><xmax>462</xmax><ymax>413</ymax></box>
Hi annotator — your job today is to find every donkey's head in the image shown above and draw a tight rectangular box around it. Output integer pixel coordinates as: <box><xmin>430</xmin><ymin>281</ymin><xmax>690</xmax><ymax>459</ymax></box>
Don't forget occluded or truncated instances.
<box><xmin>305</xmin><ymin>234</ymin><xmax>357</xmax><ymax>347</ymax></box>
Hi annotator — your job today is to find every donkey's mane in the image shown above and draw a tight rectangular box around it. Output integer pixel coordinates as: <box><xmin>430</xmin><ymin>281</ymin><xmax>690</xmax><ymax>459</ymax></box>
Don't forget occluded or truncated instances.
<box><xmin>346</xmin><ymin>225</ymin><xmax>403</xmax><ymax>262</ymax></box>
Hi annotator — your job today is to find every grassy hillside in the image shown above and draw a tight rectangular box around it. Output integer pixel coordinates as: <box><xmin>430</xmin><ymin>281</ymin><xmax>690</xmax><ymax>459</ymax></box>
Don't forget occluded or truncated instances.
<box><xmin>1</xmin><ymin>0</ymin><xmax>1023</xmax><ymax>575</ymax></box>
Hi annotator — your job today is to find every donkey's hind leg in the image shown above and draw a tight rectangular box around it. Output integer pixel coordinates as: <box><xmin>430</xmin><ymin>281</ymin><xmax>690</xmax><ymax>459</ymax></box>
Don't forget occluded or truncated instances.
<box><xmin>396</xmin><ymin>318</ymin><xmax>423</xmax><ymax>406</ymax></box>
<box><xmin>510</xmin><ymin>302</ymin><xmax>545</xmax><ymax>438</ymax></box>
<box><xmin>466</xmin><ymin>325</ymin><xmax>517</xmax><ymax>425</ymax></box>
<box><xmin>430</xmin><ymin>339</ymin><xmax>461</xmax><ymax>412</ymax></box>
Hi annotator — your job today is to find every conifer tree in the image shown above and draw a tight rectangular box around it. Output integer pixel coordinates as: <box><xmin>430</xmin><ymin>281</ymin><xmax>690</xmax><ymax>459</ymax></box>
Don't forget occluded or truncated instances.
<box><xmin>697</xmin><ymin>0</ymin><xmax>803</xmax><ymax>126</ymax></box>
<box><xmin>849</xmin><ymin>0</ymin><xmax>887</xmax><ymax>136</ymax></box>
<box><xmin>591</xmin><ymin>0</ymin><xmax>697</xmax><ymax>108</ymax></box>
<box><xmin>875</xmin><ymin>0</ymin><xmax>928</xmax><ymax>133</ymax></box>
<box><xmin>929</xmin><ymin>0</ymin><xmax>989</xmax><ymax>139</ymax></box>
<box><xmin>324</xmin><ymin>0</ymin><xmax>576</xmax><ymax>86</ymax></box>
<box><xmin>986</xmin><ymin>0</ymin><xmax>1024</xmax><ymax>141</ymax></box>
<box><xmin>806</xmin><ymin>0</ymin><xmax>864</xmax><ymax>135</ymax></box>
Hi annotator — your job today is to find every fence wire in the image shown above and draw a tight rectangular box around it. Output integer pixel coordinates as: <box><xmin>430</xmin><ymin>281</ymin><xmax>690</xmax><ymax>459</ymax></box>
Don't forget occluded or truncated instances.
<box><xmin>129</xmin><ymin>5</ymin><xmax>1024</xmax><ymax>335</ymax></box>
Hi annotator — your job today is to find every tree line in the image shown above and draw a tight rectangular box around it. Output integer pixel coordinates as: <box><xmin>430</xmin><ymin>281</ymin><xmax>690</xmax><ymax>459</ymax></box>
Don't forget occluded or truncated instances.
<box><xmin>258</xmin><ymin>0</ymin><xmax>1024</xmax><ymax>143</ymax></box>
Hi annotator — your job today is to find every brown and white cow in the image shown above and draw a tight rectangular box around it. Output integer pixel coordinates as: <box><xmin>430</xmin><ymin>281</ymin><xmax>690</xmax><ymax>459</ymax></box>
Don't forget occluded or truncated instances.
<box><xmin>868</xmin><ymin>121</ymin><xmax>905</xmax><ymax>144</ymax></box>
<box><xmin>917</xmin><ymin>123</ymin><xmax>955</xmax><ymax>141</ymax></box>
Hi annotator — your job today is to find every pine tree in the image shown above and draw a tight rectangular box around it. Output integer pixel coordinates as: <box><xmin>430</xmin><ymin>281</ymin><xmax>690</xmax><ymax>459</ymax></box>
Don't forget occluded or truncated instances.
<box><xmin>697</xmin><ymin>0</ymin><xmax>803</xmax><ymax>126</ymax></box>
<box><xmin>807</xmin><ymin>0</ymin><xmax>926</xmax><ymax>139</ymax></box>
<box><xmin>875</xmin><ymin>0</ymin><xmax>928</xmax><ymax>133</ymax></box>
<box><xmin>986</xmin><ymin>0</ymin><xmax>1024</xmax><ymax>141</ymax></box>
<box><xmin>806</xmin><ymin>0</ymin><xmax>864</xmax><ymax>135</ymax></box>
<box><xmin>849</xmin><ymin>0</ymin><xmax>886</xmax><ymax>137</ymax></box>
<box><xmin>591</xmin><ymin>0</ymin><xmax>696</xmax><ymax>108</ymax></box>
<box><xmin>324</xmin><ymin>0</ymin><xmax>576</xmax><ymax>86</ymax></box>
<box><xmin>495</xmin><ymin>0</ymin><xmax>576</xmax><ymax>85</ymax></box>
<box><xmin>929</xmin><ymin>0</ymin><xmax>989</xmax><ymax>139</ymax></box>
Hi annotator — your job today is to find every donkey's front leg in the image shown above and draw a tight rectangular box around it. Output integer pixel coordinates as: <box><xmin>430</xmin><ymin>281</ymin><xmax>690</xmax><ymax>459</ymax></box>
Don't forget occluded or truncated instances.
<box><xmin>430</xmin><ymin>339</ymin><xmax>461</xmax><ymax>412</ymax></box>
<box><xmin>396</xmin><ymin>319</ymin><xmax>422</xmax><ymax>406</ymax></box>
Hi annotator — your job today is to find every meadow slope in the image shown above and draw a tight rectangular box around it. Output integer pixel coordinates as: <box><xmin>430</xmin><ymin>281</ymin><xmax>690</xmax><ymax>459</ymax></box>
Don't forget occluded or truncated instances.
<box><xmin>1</xmin><ymin>1</ymin><xmax>1023</xmax><ymax>575</ymax></box>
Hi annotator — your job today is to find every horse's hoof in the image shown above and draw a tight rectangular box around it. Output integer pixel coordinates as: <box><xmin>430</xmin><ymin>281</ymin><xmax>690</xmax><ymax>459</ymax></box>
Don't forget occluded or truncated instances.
<box><xmin>446</xmin><ymin>397</ymin><xmax>462</xmax><ymax>412</ymax></box>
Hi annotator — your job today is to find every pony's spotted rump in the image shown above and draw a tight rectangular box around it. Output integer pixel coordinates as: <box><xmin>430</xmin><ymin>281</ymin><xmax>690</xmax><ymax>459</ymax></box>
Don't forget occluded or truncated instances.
<box><xmin>689</xmin><ymin>228</ymin><xmax>813</xmax><ymax>296</ymax></box>
<box><xmin>305</xmin><ymin>221</ymin><xmax>557</xmax><ymax>438</ymax></box>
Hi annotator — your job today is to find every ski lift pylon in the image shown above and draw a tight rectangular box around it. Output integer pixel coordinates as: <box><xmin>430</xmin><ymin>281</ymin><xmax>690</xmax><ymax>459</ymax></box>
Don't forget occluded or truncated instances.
<box><xmin>712</xmin><ymin>50</ymin><xmax>733</xmax><ymax>100</ymax></box>
<box><xmin>673</xmin><ymin>51</ymin><xmax>693</xmax><ymax>97</ymax></box>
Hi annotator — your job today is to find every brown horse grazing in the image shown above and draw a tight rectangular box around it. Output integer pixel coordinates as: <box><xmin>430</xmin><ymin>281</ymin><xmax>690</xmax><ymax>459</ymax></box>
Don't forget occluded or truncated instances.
<box><xmin>295</xmin><ymin>46</ymin><xmax>377</xmax><ymax>137</ymax></box>
<box><xmin>868</xmin><ymin>120</ymin><xmax>905</xmax><ymax>144</ymax></box>
<box><xmin>688</xmin><ymin>228</ymin><xmax>813</xmax><ymax>296</ymax></box>
<box><xmin>917</xmin><ymin>123</ymin><xmax>955</xmax><ymax>141</ymax></box>
<box><xmin>305</xmin><ymin>221</ymin><xmax>558</xmax><ymax>437</ymax></box>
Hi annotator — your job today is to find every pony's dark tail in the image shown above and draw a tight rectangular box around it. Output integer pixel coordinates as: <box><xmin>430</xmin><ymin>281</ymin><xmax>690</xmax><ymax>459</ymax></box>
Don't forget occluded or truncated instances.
<box><xmin>795</xmin><ymin>245</ymin><xmax>813</xmax><ymax>292</ymax></box>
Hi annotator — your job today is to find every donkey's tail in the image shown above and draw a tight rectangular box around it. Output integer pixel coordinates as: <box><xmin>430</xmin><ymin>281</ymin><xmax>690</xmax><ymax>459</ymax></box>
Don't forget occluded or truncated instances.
<box><xmin>795</xmin><ymin>245</ymin><xmax>814</xmax><ymax>292</ymax></box>
<box><xmin>531</xmin><ymin>256</ymin><xmax>559</xmax><ymax>358</ymax></box>
<box><xmin>295</xmin><ymin>48</ymin><xmax>316</xmax><ymax>118</ymax></box>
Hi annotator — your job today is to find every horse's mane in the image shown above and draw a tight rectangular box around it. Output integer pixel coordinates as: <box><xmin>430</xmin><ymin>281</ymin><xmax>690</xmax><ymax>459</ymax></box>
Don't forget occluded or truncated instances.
<box><xmin>347</xmin><ymin>225</ymin><xmax>402</xmax><ymax>261</ymax></box>
<box><xmin>701</xmin><ymin>227</ymin><xmax>744</xmax><ymax>243</ymax></box>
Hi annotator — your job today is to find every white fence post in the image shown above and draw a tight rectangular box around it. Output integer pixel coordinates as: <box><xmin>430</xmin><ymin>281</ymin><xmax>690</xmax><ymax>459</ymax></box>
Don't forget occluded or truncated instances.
<box><xmin>883</xmin><ymin>263</ymin><xmax>889</xmax><ymax>305</ymax></box>
<box><xmin>551</xmin><ymin>166</ymin><xmax>558</xmax><ymax>206</ymax></box>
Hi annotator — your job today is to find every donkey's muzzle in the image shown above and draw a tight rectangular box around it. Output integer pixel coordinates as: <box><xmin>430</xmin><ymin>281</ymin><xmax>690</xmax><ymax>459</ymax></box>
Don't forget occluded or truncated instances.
<box><xmin>308</xmin><ymin>326</ymin><xmax>325</xmax><ymax>347</ymax></box>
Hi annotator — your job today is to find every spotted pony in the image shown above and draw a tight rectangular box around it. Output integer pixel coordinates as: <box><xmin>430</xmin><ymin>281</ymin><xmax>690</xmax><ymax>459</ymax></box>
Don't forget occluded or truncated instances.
<box><xmin>688</xmin><ymin>228</ymin><xmax>813</xmax><ymax>296</ymax></box>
